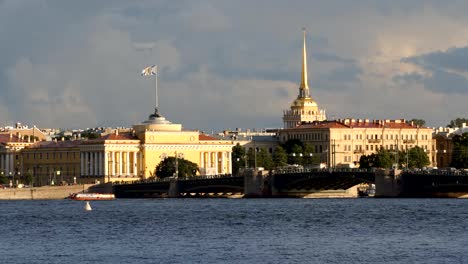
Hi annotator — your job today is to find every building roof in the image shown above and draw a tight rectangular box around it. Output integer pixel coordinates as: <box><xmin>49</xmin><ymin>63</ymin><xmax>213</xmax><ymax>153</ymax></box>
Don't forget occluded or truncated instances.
<box><xmin>100</xmin><ymin>133</ymin><xmax>138</xmax><ymax>141</ymax></box>
<box><xmin>199</xmin><ymin>134</ymin><xmax>219</xmax><ymax>141</ymax></box>
<box><xmin>0</xmin><ymin>134</ymin><xmax>27</xmax><ymax>144</ymax></box>
<box><xmin>288</xmin><ymin>119</ymin><xmax>430</xmax><ymax>130</ymax></box>
<box><xmin>25</xmin><ymin>140</ymin><xmax>83</xmax><ymax>149</ymax></box>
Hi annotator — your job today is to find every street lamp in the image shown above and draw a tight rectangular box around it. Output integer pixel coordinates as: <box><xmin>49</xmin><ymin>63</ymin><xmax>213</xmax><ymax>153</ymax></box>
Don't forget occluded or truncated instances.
<box><xmin>9</xmin><ymin>171</ymin><xmax>13</xmax><ymax>188</ymax></box>
<box><xmin>173</xmin><ymin>152</ymin><xmax>184</xmax><ymax>179</ymax></box>
<box><xmin>56</xmin><ymin>171</ymin><xmax>61</xmax><ymax>185</ymax></box>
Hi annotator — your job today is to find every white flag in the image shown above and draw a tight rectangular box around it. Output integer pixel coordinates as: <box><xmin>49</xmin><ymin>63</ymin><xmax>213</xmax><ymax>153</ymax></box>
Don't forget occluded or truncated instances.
<box><xmin>141</xmin><ymin>65</ymin><xmax>157</xmax><ymax>76</ymax></box>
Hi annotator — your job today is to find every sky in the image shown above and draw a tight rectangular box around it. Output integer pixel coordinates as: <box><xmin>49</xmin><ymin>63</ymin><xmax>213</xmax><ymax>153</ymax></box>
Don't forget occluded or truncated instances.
<box><xmin>1</xmin><ymin>0</ymin><xmax>467</xmax><ymax>131</ymax></box>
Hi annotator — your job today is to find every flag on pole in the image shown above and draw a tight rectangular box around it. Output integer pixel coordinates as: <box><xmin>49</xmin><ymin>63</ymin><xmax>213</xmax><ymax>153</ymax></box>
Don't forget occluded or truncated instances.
<box><xmin>141</xmin><ymin>65</ymin><xmax>157</xmax><ymax>76</ymax></box>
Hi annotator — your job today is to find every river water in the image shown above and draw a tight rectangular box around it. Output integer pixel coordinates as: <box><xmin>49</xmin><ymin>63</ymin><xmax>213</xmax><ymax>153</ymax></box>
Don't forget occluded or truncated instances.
<box><xmin>0</xmin><ymin>198</ymin><xmax>467</xmax><ymax>264</ymax></box>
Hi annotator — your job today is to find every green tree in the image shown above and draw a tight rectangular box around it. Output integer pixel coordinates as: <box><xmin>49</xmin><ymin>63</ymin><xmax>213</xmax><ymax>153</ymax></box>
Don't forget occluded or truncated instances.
<box><xmin>409</xmin><ymin>119</ymin><xmax>426</xmax><ymax>127</ymax></box>
<box><xmin>155</xmin><ymin>157</ymin><xmax>198</xmax><ymax>178</ymax></box>
<box><xmin>247</xmin><ymin>148</ymin><xmax>256</xmax><ymax>168</ymax></box>
<box><xmin>24</xmin><ymin>172</ymin><xmax>33</xmax><ymax>186</ymax></box>
<box><xmin>302</xmin><ymin>144</ymin><xmax>320</xmax><ymax>167</ymax></box>
<box><xmin>232</xmin><ymin>143</ymin><xmax>246</xmax><ymax>175</ymax></box>
<box><xmin>81</xmin><ymin>131</ymin><xmax>100</xmax><ymax>139</ymax></box>
<box><xmin>407</xmin><ymin>146</ymin><xmax>430</xmax><ymax>168</ymax></box>
<box><xmin>448</xmin><ymin>118</ymin><xmax>468</xmax><ymax>128</ymax></box>
<box><xmin>281</xmin><ymin>139</ymin><xmax>304</xmax><ymax>154</ymax></box>
<box><xmin>359</xmin><ymin>153</ymin><xmax>376</xmax><ymax>168</ymax></box>
<box><xmin>257</xmin><ymin>148</ymin><xmax>274</xmax><ymax>170</ymax></box>
<box><xmin>451</xmin><ymin>133</ymin><xmax>468</xmax><ymax>168</ymax></box>
<box><xmin>288</xmin><ymin>144</ymin><xmax>303</xmax><ymax>165</ymax></box>
<box><xmin>272</xmin><ymin>146</ymin><xmax>288</xmax><ymax>168</ymax></box>
<box><xmin>374</xmin><ymin>149</ymin><xmax>394</xmax><ymax>168</ymax></box>
<box><xmin>0</xmin><ymin>174</ymin><xmax>7</xmax><ymax>185</ymax></box>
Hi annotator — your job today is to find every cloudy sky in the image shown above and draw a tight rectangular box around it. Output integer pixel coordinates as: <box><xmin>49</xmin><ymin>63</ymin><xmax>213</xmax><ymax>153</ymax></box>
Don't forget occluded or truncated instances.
<box><xmin>1</xmin><ymin>0</ymin><xmax>467</xmax><ymax>131</ymax></box>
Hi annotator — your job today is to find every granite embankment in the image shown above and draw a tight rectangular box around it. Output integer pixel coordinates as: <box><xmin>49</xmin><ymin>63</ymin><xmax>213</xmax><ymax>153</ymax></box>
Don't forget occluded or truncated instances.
<box><xmin>0</xmin><ymin>184</ymin><xmax>113</xmax><ymax>200</ymax></box>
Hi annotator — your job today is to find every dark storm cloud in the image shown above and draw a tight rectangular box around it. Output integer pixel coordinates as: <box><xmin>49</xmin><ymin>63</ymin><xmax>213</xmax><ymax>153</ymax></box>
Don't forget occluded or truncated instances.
<box><xmin>400</xmin><ymin>47</ymin><xmax>468</xmax><ymax>94</ymax></box>
<box><xmin>403</xmin><ymin>46</ymin><xmax>468</xmax><ymax>73</ymax></box>
<box><xmin>394</xmin><ymin>69</ymin><xmax>468</xmax><ymax>94</ymax></box>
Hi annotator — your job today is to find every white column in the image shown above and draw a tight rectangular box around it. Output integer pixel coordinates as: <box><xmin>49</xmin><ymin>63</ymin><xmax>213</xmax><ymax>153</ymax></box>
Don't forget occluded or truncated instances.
<box><xmin>84</xmin><ymin>152</ymin><xmax>88</xmax><ymax>176</ymax></box>
<box><xmin>200</xmin><ymin>152</ymin><xmax>205</xmax><ymax>174</ymax></box>
<box><xmin>5</xmin><ymin>153</ymin><xmax>9</xmax><ymax>174</ymax></box>
<box><xmin>119</xmin><ymin>151</ymin><xmax>123</xmax><ymax>176</ymax></box>
<box><xmin>98</xmin><ymin>152</ymin><xmax>104</xmax><ymax>176</ymax></box>
<box><xmin>126</xmin><ymin>152</ymin><xmax>130</xmax><ymax>176</ymax></box>
<box><xmin>93</xmin><ymin>152</ymin><xmax>99</xmax><ymax>176</ymax></box>
<box><xmin>229</xmin><ymin>151</ymin><xmax>232</xmax><ymax>174</ymax></box>
<box><xmin>90</xmin><ymin>152</ymin><xmax>94</xmax><ymax>176</ymax></box>
<box><xmin>111</xmin><ymin>152</ymin><xmax>116</xmax><ymax>176</ymax></box>
<box><xmin>215</xmin><ymin>152</ymin><xmax>219</xmax><ymax>174</ymax></box>
<box><xmin>221</xmin><ymin>152</ymin><xmax>225</xmax><ymax>174</ymax></box>
<box><xmin>104</xmin><ymin>152</ymin><xmax>109</xmax><ymax>179</ymax></box>
<box><xmin>138</xmin><ymin>152</ymin><xmax>141</xmax><ymax>177</ymax></box>
<box><xmin>95</xmin><ymin>152</ymin><xmax>98</xmax><ymax>176</ymax></box>
<box><xmin>133</xmin><ymin>152</ymin><xmax>137</xmax><ymax>176</ymax></box>
<box><xmin>80</xmin><ymin>152</ymin><xmax>84</xmax><ymax>176</ymax></box>
<box><xmin>9</xmin><ymin>153</ymin><xmax>13</xmax><ymax>173</ymax></box>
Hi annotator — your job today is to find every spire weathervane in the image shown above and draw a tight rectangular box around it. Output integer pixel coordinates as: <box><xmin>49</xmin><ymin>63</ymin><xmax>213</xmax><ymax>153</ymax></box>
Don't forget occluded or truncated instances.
<box><xmin>299</xmin><ymin>28</ymin><xmax>310</xmax><ymax>98</ymax></box>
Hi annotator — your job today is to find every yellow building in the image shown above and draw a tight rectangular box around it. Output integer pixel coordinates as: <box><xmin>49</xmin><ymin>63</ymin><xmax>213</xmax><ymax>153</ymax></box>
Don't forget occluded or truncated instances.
<box><xmin>279</xmin><ymin>30</ymin><xmax>435</xmax><ymax>168</ymax></box>
<box><xmin>22</xmin><ymin>140</ymin><xmax>81</xmax><ymax>186</ymax></box>
<box><xmin>278</xmin><ymin>119</ymin><xmax>434</xmax><ymax>168</ymax></box>
<box><xmin>0</xmin><ymin>133</ymin><xmax>34</xmax><ymax>184</ymax></box>
<box><xmin>78</xmin><ymin>109</ymin><xmax>235</xmax><ymax>183</ymax></box>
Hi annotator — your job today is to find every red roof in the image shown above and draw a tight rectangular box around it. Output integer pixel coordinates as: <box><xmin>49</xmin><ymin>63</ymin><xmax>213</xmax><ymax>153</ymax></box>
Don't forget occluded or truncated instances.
<box><xmin>290</xmin><ymin>120</ymin><xmax>428</xmax><ymax>130</ymax></box>
<box><xmin>26</xmin><ymin>140</ymin><xmax>83</xmax><ymax>149</ymax></box>
<box><xmin>100</xmin><ymin>133</ymin><xmax>138</xmax><ymax>141</ymax></box>
<box><xmin>199</xmin><ymin>134</ymin><xmax>218</xmax><ymax>141</ymax></box>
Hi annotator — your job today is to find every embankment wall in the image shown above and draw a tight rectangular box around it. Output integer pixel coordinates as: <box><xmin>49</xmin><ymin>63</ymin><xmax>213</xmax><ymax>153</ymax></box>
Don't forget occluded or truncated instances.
<box><xmin>0</xmin><ymin>185</ymin><xmax>96</xmax><ymax>200</ymax></box>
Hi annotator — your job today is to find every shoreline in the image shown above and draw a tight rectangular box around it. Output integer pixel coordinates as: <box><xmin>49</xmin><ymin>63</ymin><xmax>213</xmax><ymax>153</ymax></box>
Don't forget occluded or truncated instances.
<box><xmin>0</xmin><ymin>184</ymin><xmax>100</xmax><ymax>200</ymax></box>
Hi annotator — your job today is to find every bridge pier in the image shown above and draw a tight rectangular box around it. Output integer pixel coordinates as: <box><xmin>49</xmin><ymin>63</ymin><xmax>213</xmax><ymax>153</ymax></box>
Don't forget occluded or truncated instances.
<box><xmin>243</xmin><ymin>170</ymin><xmax>271</xmax><ymax>198</ymax></box>
<box><xmin>168</xmin><ymin>178</ymin><xmax>179</xmax><ymax>198</ymax></box>
<box><xmin>375</xmin><ymin>169</ymin><xmax>402</xmax><ymax>197</ymax></box>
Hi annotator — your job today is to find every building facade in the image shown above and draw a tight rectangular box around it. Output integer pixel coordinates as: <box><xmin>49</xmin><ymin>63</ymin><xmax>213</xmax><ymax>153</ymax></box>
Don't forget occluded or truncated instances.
<box><xmin>22</xmin><ymin>140</ymin><xmax>81</xmax><ymax>186</ymax></box>
<box><xmin>278</xmin><ymin>119</ymin><xmax>435</xmax><ymax>168</ymax></box>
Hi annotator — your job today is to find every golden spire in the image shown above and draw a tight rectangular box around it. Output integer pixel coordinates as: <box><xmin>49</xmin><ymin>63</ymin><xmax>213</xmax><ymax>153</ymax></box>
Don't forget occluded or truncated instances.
<box><xmin>299</xmin><ymin>28</ymin><xmax>310</xmax><ymax>98</ymax></box>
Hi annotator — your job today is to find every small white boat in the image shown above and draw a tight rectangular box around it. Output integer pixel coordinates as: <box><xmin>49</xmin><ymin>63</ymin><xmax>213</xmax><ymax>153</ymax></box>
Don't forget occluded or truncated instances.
<box><xmin>69</xmin><ymin>193</ymin><xmax>115</xmax><ymax>201</ymax></box>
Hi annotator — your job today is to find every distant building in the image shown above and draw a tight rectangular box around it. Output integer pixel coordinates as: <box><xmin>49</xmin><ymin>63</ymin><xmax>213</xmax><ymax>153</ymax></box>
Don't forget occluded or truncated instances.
<box><xmin>432</xmin><ymin>123</ymin><xmax>468</xmax><ymax>168</ymax></box>
<box><xmin>0</xmin><ymin>133</ymin><xmax>34</xmax><ymax>184</ymax></box>
<box><xmin>278</xmin><ymin>30</ymin><xmax>435</xmax><ymax>168</ymax></box>
<box><xmin>278</xmin><ymin>119</ymin><xmax>434</xmax><ymax>168</ymax></box>
<box><xmin>22</xmin><ymin>139</ymin><xmax>81</xmax><ymax>186</ymax></box>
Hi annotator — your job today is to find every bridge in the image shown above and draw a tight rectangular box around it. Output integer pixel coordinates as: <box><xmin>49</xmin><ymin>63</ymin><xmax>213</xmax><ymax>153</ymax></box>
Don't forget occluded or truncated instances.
<box><xmin>113</xmin><ymin>168</ymin><xmax>376</xmax><ymax>198</ymax></box>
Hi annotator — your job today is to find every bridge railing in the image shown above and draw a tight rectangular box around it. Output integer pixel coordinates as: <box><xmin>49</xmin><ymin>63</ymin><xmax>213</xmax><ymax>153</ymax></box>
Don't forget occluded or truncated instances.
<box><xmin>403</xmin><ymin>169</ymin><xmax>468</xmax><ymax>176</ymax></box>
<box><xmin>274</xmin><ymin>168</ymin><xmax>375</xmax><ymax>175</ymax></box>
<box><xmin>113</xmin><ymin>174</ymin><xmax>235</xmax><ymax>185</ymax></box>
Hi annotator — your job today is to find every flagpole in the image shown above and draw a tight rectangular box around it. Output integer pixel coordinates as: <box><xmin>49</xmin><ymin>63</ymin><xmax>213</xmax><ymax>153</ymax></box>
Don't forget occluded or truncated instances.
<box><xmin>155</xmin><ymin>65</ymin><xmax>158</xmax><ymax>111</ymax></box>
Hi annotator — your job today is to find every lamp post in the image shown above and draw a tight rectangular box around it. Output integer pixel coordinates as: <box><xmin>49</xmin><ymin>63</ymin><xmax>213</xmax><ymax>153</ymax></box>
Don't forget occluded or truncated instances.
<box><xmin>56</xmin><ymin>170</ymin><xmax>61</xmax><ymax>185</ymax></box>
<box><xmin>173</xmin><ymin>152</ymin><xmax>184</xmax><ymax>179</ymax></box>
<box><xmin>9</xmin><ymin>171</ymin><xmax>13</xmax><ymax>188</ymax></box>
<box><xmin>406</xmin><ymin>150</ymin><xmax>409</xmax><ymax>169</ymax></box>
<box><xmin>0</xmin><ymin>170</ymin><xmax>4</xmax><ymax>187</ymax></box>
